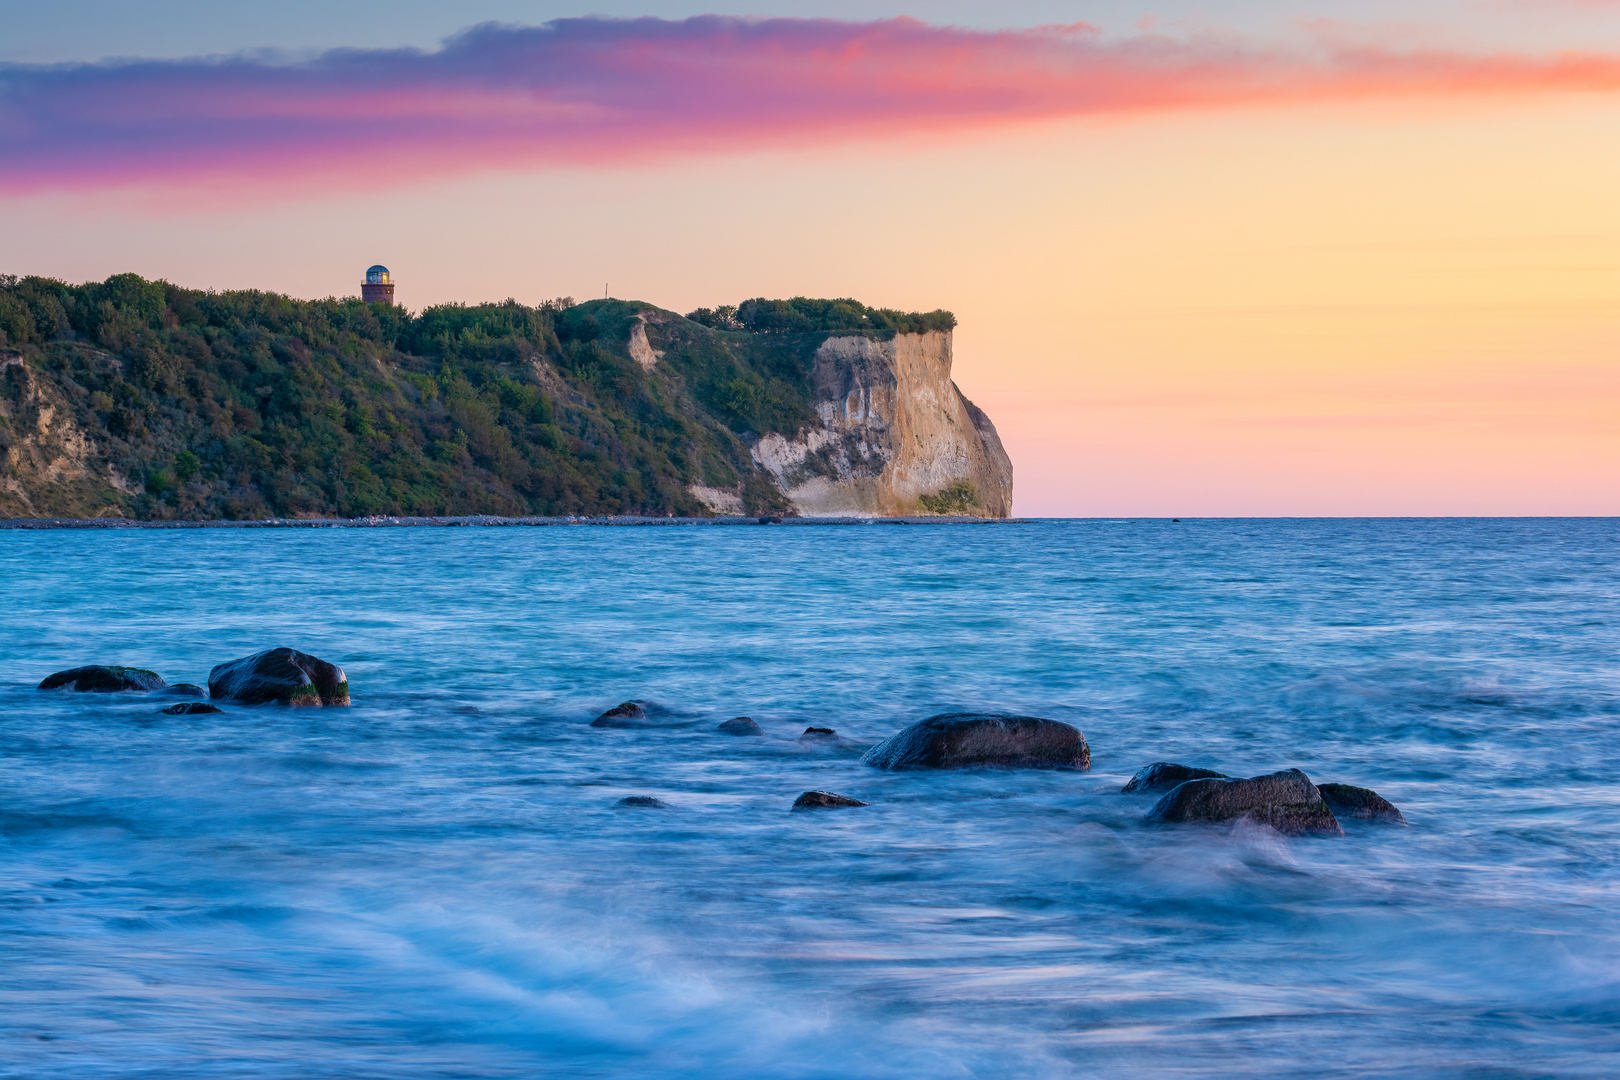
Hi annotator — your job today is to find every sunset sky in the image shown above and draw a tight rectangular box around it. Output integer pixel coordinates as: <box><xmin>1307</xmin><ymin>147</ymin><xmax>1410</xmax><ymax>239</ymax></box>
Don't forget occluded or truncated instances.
<box><xmin>3</xmin><ymin>1</ymin><xmax>1616</xmax><ymax>516</ymax></box>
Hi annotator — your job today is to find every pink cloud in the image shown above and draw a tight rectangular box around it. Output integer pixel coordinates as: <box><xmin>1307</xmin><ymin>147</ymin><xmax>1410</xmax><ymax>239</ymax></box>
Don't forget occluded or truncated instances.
<box><xmin>3</xmin><ymin>15</ymin><xmax>1619</xmax><ymax>199</ymax></box>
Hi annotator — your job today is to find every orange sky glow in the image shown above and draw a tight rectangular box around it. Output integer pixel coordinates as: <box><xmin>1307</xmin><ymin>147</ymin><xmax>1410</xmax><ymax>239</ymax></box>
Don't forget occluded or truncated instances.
<box><xmin>1</xmin><ymin>16</ymin><xmax>1615</xmax><ymax>515</ymax></box>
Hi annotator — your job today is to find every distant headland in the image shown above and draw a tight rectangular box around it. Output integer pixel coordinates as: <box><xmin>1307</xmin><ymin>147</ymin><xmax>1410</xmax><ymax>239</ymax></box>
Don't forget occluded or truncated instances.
<box><xmin>0</xmin><ymin>272</ymin><xmax>1011</xmax><ymax>521</ymax></box>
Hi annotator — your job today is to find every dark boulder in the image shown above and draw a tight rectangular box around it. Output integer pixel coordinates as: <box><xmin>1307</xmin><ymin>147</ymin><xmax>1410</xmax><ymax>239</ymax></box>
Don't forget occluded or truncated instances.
<box><xmin>1123</xmin><ymin>762</ymin><xmax>1230</xmax><ymax>793</ymax></box>
<box><xmin>1145</xmin><ymin>769</ymin><xmax>1344</xmax><ymax>837</ymax></box>
<box><xmin>591</xmin><ymin>701</ymin><xmax>649</xmax><ymax>727</ymax></box>
<box><xmin>154</xmin><ymin>683</ymin><xmax>207</xmax><ymax>699</ymax></box>
<box><xmin>38</xmin><ymin>666</ymin><xmax>166</xmax><ymax>692</ymax></box>
<box><xmin>799</xmin><ymin>726</ymin><xmax>838</xmax><ymax>742</ymax></box>
<box><xmin>1319</xmin><ymin>783</ymin><xmax>1407</xmax><ymax>825</ymax></box>
<box><xmin>617</xmin><ymin>795</ymin><xmax>671</xmax><ymax>808</ymax></box>
<box><xmin>717</xmin><ymin>716</ymin><xmax>764</xmax><ymax>736</ymax></box>
<box><xmin>792</xmin><ymin>790</ymin><xmax>867</xmax><ymax>810</ymax></box>
<box><xmin>208</xmin><ymin>648</ymin><xmax>349</xmax><ymax>706</ymax></box>
<box><xmin>861</xmin><ymin>713</ymin><xmax>1089</xmax><ymax>771</ymax></box>
<box><xmin>161</xmin><ymin>702</ymin><xmax>223</xmax><ymax>715</ymax></box>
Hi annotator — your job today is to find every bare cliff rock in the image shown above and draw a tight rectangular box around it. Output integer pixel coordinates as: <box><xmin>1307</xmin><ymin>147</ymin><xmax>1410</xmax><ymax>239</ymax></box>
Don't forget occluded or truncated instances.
<box><xmin>747</xmin><ymin>331</ymin><xmax>1012</xmax><ymax>518</ymax></box>
<box><xmin>626</xmin><ymin>317</ymin><xmax>663</xmax><ymax>372</ymax></box>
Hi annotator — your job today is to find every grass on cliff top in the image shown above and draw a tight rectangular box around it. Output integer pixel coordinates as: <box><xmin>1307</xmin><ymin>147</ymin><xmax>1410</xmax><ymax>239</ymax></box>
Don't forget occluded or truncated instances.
<box><xmin>0</xmin><ymin>273</ymin><xmax>954</xmax><ymax>521</ymax></box>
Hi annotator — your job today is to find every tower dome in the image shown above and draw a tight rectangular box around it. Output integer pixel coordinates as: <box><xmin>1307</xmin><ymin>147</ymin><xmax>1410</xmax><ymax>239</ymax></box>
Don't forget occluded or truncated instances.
<box><xmin>361</xmin><ymin>264</ymin><xmax>394</xmax><ymax>304</ymax></box>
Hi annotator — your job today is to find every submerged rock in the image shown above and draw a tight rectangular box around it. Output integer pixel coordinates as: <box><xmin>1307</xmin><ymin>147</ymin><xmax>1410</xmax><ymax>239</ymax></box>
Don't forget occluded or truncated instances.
<box><xmin>38</xmin><ymin>666</ymin><xmax>166</xmax><ymax>692</ymax></box>
<box><xmin>208</xmin><ymin>648</ymin><xmax>349</xmax><ymax>706</ymax></box>
<box><xmin>799</xmin><ymin>726</ymin><xmax>838</xmax><ymax>742</ymax></box>
<box><xmin>154</xmin><ymin>683</ymin><xmax>207</xmax><ymax>699</ymax></box>
<box><xmin>717</xmin><ymin>716</ymin><xmax>764</xmax><ymax>736</ymax></box>
<box><xmin>1145</xmin><ymin>769</ymin><xmax>1344</xmax><ymax>837</ymax></box>
<box><xmin>1122</xmin><ymin>762</ymin><xmax>1230</xmax><ymax>793</ymax></box>
<box><xmin>861</xmin><ymin>713</ymin><xmax>1089</xmax><ymax>771</ymax></box>
<box><xmin>591</xmin><ymin>701</ymin><xmax>649</xmax><ymax>727</ymax></box>
<box><xmin>617</xmin><ymin>795</ymin><xmax>671</xmax><ymax>808</ymax></box>
<box><xmin>161</xmin><ymin>702</ymin><xmax>223</xmax><ymax>715</ymax></box>
<box><xmin>792</xmin><ymin>790</ymin><xmax>867</xmax><ymax>810</ymax></box>
<box><xmin>1319</xmin><ymin>783</ymin><xmax>1407</xmax><ymax>825</ymax></box>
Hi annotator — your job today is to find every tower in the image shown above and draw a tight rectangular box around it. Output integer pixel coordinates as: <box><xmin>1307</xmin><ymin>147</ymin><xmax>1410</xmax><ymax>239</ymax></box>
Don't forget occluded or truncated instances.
<box><xmin>361</xmin><ymin>264</ymin><xmax>394</xmax><ymax>305</ymax></box>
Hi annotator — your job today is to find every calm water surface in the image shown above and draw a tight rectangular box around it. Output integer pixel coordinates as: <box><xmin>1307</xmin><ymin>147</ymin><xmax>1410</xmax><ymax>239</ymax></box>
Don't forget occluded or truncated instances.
<box><xmin>1</xmin><ymin>520</ymin><xmax>1617</xmax><ymax>1078</ymax></box>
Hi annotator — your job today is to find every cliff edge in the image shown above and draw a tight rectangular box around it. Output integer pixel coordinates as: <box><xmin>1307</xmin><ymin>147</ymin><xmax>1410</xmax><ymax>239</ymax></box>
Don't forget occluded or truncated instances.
<box><xmin>746</xmin><ymin>330</ymin><xmax>1011</xmax><ymax>517</ymax></box>
<box><xmin>0</xmin><ymin>276</ymin><xmax>1011</xmax><ymax>520</ymax></box>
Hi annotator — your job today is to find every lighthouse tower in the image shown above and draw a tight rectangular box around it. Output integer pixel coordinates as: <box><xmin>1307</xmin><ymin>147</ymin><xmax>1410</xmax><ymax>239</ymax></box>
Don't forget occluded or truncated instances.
<box><xmin>361</xmin><ymin>265</ymin><xmax>394</xmax><ymax>305</ymax></box>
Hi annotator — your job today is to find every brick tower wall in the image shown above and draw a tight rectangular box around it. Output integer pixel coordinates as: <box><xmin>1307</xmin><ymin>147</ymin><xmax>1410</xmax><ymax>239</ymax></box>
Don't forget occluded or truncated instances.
<box><xmin>361</xmin><ymin>282</ymin><xmax>395</xmax><ymax>305</ymax></box>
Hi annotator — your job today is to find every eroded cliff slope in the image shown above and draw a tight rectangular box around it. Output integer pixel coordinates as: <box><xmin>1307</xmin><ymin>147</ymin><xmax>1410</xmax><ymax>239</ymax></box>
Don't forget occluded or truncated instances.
<box><xmin>0</xmin><ymin>351</ymin><xmax>140</xmax><ymax>518</ymax></box>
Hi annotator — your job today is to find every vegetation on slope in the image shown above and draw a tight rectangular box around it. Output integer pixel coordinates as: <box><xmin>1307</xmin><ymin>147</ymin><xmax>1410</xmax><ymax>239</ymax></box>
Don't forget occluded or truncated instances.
<box><xmin>685</xmin><ymin>297</ymin><xmax>956</xmax><ymax>336</ymax></box>
<box><xmin>0</xmin><ymin>274</ymin><xmax>952</xmax><ymax>520</ymax></box>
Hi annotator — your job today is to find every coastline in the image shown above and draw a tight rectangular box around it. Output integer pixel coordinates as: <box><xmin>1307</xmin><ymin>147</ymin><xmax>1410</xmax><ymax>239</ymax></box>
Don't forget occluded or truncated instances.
<box><xmin>0</xmin><ymin>514</ymin><xmax>1029</xmax><ymax>530</ymax></box>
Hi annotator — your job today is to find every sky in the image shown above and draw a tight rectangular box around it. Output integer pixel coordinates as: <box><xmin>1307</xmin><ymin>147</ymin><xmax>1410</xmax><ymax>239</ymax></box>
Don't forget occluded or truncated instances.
<box><xmin>1</xmin><ymin>1</ymin><xmax>1617</xmax><ymax>516</ymax></box>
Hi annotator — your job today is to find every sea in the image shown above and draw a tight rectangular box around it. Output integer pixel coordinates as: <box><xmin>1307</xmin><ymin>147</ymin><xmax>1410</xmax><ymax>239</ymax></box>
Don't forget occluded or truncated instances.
<box><xmin>1</xmin><ymin>518</ymin><xmax>1617</xmax><ymax>1079</ymax></box>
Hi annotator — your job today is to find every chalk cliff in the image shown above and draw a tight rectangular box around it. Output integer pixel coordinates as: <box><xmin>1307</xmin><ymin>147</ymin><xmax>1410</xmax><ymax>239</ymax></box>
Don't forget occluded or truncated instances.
<box><xmin>745</xmin><ymin>331</ymin><xmax>1012</xmax><ymax>517</ymax></box>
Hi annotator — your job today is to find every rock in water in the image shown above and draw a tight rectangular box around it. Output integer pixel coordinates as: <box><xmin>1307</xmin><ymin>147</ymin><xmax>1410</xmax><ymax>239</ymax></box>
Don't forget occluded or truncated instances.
<box><xmin>591</xmin><ymin>701</ymin><xmax>649</xmax><ymax>727</ymax></box>
<box><xmin>799</xmin><ymin>726</ymin><xmax>838</xmax><ymax>742</ymax></box>
<box><xmin>1319</xmin><ymin>783</ymin><xmax>1407</xmax><ymax>824</ymax></box>
<box><xmin>861</xmin><ymin>713</ymin><xmax>1089</xmax><ymax>771</ymax></box>
<box><xmin>207</xmin><ymin>649</ymin><xmax>349</xmax><ymax>706</ymax></box>
<box><xmin>154</xmin><ymin>683</ymin><xmax>207</xmax><ymax>699</ymax></box>
<box><xmin>1145</xmin><ymin>769</ymin><xmax>1344</xmax><ymax>837</ymax></box>
<box><xmin>38</xmin><ymin>666</ymin><xmax>166</xmax><ymax>692</ymax></box>
<box><xmin>617</xmin><ymin>795</ymin><xmax>671</xmax><ymax>808</ymax></box>
<box><xmin>161</xmin><ymin>702</ymin><xmax>223</xmax><ymax>715</ymax></box>
<box><xmin>717</xmin><ymin>716</ymin><xmax>764</xmax><ymax>736</ymax></box>
<box><xmin>1122</xmin><ymin>762</ymin><xmax>1230</xmax><ymax>793</ymax></box>
<box><xmin>792</xmin><ymin>790</ymin><xmax>867</xmax><ymax>809</ymax></box>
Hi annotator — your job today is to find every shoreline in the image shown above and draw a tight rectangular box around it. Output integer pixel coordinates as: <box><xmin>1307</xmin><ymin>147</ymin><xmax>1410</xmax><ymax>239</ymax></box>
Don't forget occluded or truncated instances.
<box><xmin>0</xmin><ymin>514</ymin><xmax>1029</xmax><ymax>530</ymax></box>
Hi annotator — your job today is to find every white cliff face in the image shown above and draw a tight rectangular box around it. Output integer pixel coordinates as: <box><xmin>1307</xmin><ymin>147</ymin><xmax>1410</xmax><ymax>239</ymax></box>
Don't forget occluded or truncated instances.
<box><xmin>627</xmin><ymin>318</ymin><xmax>663</xmax><ymax>371</ymax></box>
<box><xmin>749</xmin><ymin>331</ymin><xmax>1013</xmax><ymax>517</ymax></box>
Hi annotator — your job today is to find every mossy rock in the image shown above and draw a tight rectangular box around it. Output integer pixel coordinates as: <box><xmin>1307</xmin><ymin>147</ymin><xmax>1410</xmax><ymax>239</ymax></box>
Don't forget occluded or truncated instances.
<box><xmin>207</xmin><ymin>648</ymin><xmax>349</xmax><ymax>706</ymax></box>
<box><xmin>38</xmin><ymin>665</ymin><xmax>165</xmax><ymax>692</ymax></box>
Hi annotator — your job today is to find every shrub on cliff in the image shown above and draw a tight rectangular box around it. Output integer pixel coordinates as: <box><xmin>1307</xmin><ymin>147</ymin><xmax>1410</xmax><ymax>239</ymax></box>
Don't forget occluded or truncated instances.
<box><xmin>688</xmin><ymin>297</ymin><xmax>956</xmax><ymax>336</ymax></box>
<box><xmin>919</xmin><ymin>482</ymin><xmax>979</xmax><ymax>515</ymax></box>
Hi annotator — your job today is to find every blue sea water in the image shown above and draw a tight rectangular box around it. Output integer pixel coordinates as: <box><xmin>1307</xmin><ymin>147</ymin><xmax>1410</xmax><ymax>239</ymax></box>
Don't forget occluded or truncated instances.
<box><xmin>1</xmin><ymin>519</ymin><xmax>1617</xmax><ymax>1079</ymax></box>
